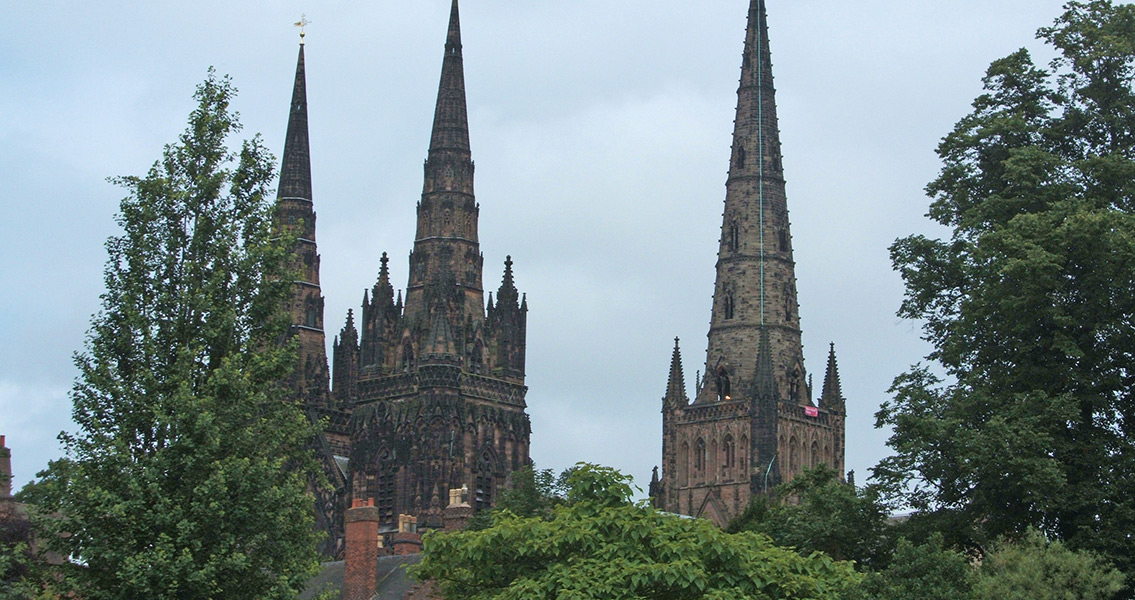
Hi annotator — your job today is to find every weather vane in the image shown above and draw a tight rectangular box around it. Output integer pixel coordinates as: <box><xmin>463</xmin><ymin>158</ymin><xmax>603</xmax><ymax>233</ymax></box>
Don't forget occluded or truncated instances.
<box><xmin>295</xmin><ymin>14</ymin><xmax>311</xmax><ymax>43</ymax></box>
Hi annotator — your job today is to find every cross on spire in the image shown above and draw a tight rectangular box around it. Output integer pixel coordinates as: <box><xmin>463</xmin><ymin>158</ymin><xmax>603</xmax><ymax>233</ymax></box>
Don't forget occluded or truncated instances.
<box><xmin>295</xmin><ymin>14</ymin><xmax>311</xmax><ymax>42</ymax></box>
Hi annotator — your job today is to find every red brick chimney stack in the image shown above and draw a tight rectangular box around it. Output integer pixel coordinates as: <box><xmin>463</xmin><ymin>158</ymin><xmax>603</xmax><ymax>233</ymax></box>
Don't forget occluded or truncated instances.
<box><xmin>343</xmin><ymin>498</ymin><xmax>380</xmax><ymax>600</ymax></box>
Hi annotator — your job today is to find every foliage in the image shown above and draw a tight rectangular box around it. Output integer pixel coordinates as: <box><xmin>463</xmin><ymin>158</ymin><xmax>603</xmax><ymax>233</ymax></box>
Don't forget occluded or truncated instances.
<box><xmin>465</xmin><ymin>465</ymin><xmax>568</xmax><ymax>530</ymax></box>
<box><xmin>854</xmin><ymin>534</ymin><xmax>976</xmax><ymax>600</ymax></box>
<box><xmin>727</xmin><ymin>465</ymin><xmax>891</xmax><ymax>568</ymax></box>
<box><xmin>878</xmin><ymin>0</ymin><xmax>1135</xmax><ymax>584</ymax></box>
<box><xmin>414</xmin><ymin>463</ymin><xmax>860</xmax><ymax>600</ymax></box>
<box><xmin>23</xmin><ymin>71</ymin><xmax>322</xmax><ymax>600</ymax></box>
<box><xmin>972</xmin><ymin>529</ymin><xmax>1125</xmax><ymax>600</ymax></box>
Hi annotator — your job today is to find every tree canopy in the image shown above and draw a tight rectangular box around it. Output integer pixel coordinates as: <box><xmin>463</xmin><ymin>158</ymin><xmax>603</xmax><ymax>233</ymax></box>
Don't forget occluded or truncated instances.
<box><xmin>22</xmin><ymin>71</ymin><xmax>322</xmax><ymax>600</ymax></box>
<box><xmin>878</xmin><ymin>1</ymin><xmax>1135</xmax><ymax>583</ymax></box>
<box><xmin>727</xmin><ymin>465</ymin><xmax>891</xmax><ymax>569</ymax></box>
<box><xmin>414</xmin><ymin>464</ymin><xmax>860</xmax><ymax>600</ymax></box>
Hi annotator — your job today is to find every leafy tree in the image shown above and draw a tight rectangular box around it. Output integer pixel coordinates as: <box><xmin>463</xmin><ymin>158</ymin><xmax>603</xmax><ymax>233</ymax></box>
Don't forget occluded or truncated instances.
<box><xmin>878</xmin><ymin>0</ymin><xmax>1135</xmax><ymax>583</ymax></box>
<box><xmin>855</xmin><ymin>534</ymin><xmax>976</xmax><ymax>600</ymax></box>
<box><xmin>727</xmin><ymin>465</ymin><xmax>891</xmax><ymax>568</ymax></box>
<box><xmin>465</xmin><ymin>465</ymin><xmax>568</xmax><ymax>530</ymax></box>
<box><xmin>414</xmin><ymin>463</ymin><xmax>860</xmax><ymax>600</ymax></box>
<box><xmin>972</xmin><ymin>529</ymin><xmax>1125</xmax><ymax>600</ymax></box>
<box><xmin>23</xmin><ymin>71</ymin><xmax>322</xmax><ymax>600</ymax></box>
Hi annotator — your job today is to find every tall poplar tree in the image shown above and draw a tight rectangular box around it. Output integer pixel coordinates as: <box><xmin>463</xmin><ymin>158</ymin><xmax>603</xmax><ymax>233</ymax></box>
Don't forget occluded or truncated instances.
<box><xmin>878</xmin><ymin>0</ymin><xmax>1135</xmax><ymax>587</ymax></box>
<box><xmin>27</xmin><ymin>72</ymin><xmax>322</xmax><ymax>599</ymax></box>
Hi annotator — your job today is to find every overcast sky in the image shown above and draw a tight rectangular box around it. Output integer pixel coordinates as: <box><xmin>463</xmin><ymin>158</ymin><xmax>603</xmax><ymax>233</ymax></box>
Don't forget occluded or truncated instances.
<box><xmin>2</xmin><ymin>0</ymin><xmax>1072</xmax><ymax>494</ymax></box>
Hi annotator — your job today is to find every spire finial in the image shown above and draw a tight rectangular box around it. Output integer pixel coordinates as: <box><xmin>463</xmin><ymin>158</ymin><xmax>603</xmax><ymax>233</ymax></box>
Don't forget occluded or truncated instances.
<box><xmin>295</xmin><ymin>14</ymin><xmax>311</xmax><ymax>44</ymax></box>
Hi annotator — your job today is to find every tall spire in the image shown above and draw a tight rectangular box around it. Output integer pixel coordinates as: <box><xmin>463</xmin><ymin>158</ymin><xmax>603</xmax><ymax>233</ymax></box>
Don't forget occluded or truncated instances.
<box><xmin>699</xmin><ymin>0</ymin><xmax>805</xmax><ymax>406</ymax></box>
<box><xmin>279</xmin><ymin>44</ymin><xmax>312</xmax><ymax>203</ymax></box>
<box><xmin>277</xmin><ymin>40</ymin><xmax>329</xmax><ymax>407</ymax></box>
<box><xmin>429</xmin><ymin>0</ymin><xmax>471</xmax><ymax>156</ymax></box>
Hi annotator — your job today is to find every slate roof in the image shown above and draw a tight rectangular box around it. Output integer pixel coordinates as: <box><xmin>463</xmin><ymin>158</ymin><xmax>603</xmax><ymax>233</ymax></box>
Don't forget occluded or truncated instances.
<box><xmin>301</xmin><ymin>554</ymin><xmax>424</xmax><ymax>600</ymax></box>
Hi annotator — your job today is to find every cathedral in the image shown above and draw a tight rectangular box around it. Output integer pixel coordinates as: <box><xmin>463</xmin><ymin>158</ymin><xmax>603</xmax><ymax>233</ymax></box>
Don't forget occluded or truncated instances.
<box><xmin>649</xmin><ymin>0</ymin><xmax>847</xmax><ymax>526</ymax></box>
<box><xmin>273</xmin><ymin>0</ymin><xmax>847</xmax><ymax>555</ymax></box>
<box><xmin>275</xmin><ymin>0</ymin><xmax>530</xmax><ymax>557</ymax></box>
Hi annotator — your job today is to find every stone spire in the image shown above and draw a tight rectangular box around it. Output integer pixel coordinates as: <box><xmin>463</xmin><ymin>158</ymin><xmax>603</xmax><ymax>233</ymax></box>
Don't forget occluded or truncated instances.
<box><xmin>405</xmin><ymin>0</ymin><xmax>484</xmax><ymax>328</ymax></box>
<box><xmin>279</xmin><ymin>44</ymin><xmax>312</xmax><ymax>203</ymax></box>
<box><xmin>429</xmin><ymin>0</ymin><xmax>472</xmax><ymax>158</ymax></box>
<box><xmin>664</xmin><ymin>338</ymin><xmax>688</xmax><ymax>408</ymax></box>
<box><xmin>699</xmin><ymin>0</ymin><xmax>806</xmax><ymax>406</ymax></box>
<box><xmin>277</xmin><ymin>41</ymin><xmax>329</xmax><ymax>407</ymax></box>
<box><xmin>821</xmin><ymin>343</ymin><xmax>845</xmax><ymax>413</ymax></box>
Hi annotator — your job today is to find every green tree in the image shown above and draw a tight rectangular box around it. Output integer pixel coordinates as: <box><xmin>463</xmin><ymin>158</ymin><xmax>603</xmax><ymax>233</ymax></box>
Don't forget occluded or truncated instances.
<box><xmin>414</xmin><ymin>463</ymin><xmax>860</xmax><ymax>600</ymax></box>
<box><xmin>465</xmin><ymin>465</ymin><xmax>568</xmax><ymax>530</ymax></box>
<box><xmin>24</xmin><ymin>71</ymin><xmax>322</xmax><ymax>600</ymax></box>
<box><xmin>727</xmin><ymin>465</ymin><xmax>891</xmax><ymax>568</ymax></box>
<box><xmin>878</xmin><ymin>0</ymin><xmax>1135</xmax><ymax>583</ymax></box>
<box><xmin>972</xmin><ymin>529</ymin><xmax>1125</xmax><ymax>600</ymax></box>
<box><xmin>855</xmin><ymin>534</ymin><xmax>976</xmax><ymax>600</ymax></box>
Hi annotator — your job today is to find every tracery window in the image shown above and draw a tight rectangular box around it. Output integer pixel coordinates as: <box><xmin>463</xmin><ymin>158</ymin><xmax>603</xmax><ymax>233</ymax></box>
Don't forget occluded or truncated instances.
<box><xmin>723</xmin><ymin>434</ymin><xmax>736</xmax><ymax>470</ymax></box>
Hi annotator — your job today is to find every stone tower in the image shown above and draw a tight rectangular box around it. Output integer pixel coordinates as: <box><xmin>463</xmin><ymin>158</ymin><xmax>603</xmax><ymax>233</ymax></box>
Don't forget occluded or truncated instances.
<box><xmin>277</xmin><ymin>39</ymin><xmax>331</xmax><ymax>409</ymax></box>
<box><xmin>275</xmin><ymin>39</ymin><xmax>351</xmax><ymax>558</ymax></box>
<box><xmin>333</xmin><ymin>0</ymin><xmax>530</xmax><ymax>531</ymax></box>
<box><xmin>652</xmin><ymin>0</ymin><xmax>847</xmax><ymax>526</ymax></box>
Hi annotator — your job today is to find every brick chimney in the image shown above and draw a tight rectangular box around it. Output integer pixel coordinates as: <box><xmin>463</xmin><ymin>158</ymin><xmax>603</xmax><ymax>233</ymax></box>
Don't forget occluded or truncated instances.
<box><xmin>443</xmin><ymin>485</ymin><xmax>473</xmax><ymax>531</ymax></box>
<box><xmin>391</xmin><ymin>514</ymin><xmax>422</xmax><ymax>555</ymax></box>
<box><xmin>343</xmin><ymin>498</ymin><xmax>380</xmax><ymax>600</ymax></box>
<box><xmin>1</xmin><ymin>435</ymin><xmax>11</xmax><ymax>498</ymax></box>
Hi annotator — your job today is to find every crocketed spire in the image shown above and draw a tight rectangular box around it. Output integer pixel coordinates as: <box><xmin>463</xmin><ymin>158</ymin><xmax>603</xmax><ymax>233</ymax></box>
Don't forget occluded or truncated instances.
<box><xmin>278</xmin><ymin>44</ymin><xmax>312</xmax><ymax>202</ymax></box>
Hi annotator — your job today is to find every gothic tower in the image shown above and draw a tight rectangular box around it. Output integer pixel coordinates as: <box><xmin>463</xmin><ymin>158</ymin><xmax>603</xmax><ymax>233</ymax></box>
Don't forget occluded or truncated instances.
<box><xmin>334</xmin><ymin>0</ymin><xmax>530</xmax><ymax>531</ymax></box>
<box><xmin>653</xmin><ymin>0</ymin><xmax>846</xmax><ymax>526</ymax></box>
<box><xmin>277</xmin><ymin>38</ymin><xmax>331</xmax><ymax>409</ymax></box>
<box><xmin>276</xmin><ymin>38</ymin><xmax>350</xmax><ymax>558</ymax></box>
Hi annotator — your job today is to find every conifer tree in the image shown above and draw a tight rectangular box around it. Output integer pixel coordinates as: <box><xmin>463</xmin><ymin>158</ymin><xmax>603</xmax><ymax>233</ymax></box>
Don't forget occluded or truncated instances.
<box><xmin>25</xmin><ymin>71</ymin><xmax>322</xmax><ymax>600</ymax></box>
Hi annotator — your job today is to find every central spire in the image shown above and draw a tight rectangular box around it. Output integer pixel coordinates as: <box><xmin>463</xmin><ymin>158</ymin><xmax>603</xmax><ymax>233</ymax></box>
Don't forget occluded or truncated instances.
<box><xmin>428</xmin><ymin>0</ymin><xmax>471</xmax><ymax>156</ymax></box>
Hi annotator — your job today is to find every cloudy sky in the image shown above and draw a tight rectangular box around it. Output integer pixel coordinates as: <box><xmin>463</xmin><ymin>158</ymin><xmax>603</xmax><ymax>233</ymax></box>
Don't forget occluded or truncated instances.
<box><xmin>3</xmin><ymin>0</ymin><xmax>1071</xmax><ymax>494</ymax></box>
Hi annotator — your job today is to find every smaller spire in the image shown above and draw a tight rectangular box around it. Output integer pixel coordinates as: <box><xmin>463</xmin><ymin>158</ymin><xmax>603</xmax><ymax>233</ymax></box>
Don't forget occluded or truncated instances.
<box><xmin>821</xmin><ymin>342</ymin><xmax>845</xmax><ymax>412</ymax></box>
<box><xmin>342</xmin><ymin>308</ymin><xmax>358</xmax><ymax>343</ymax></box>
<box><xmin>378</xmin><ymin>252</ymin><xmax>390</xmax><ymax>284</ymax></box>
<box><xmin>496</xmin><ymin>256</ymin><xmax>520</xmax><ymax>308</ymax></box>
<box><xmin>664</xmin><ymin>338</ymin><xmax>688</xmax><ymax>409</ymax></box>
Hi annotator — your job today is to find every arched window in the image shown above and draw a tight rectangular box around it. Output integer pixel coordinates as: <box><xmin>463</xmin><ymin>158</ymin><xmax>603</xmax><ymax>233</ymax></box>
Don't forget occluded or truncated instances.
<box><xmin>811</xmin><ymin>440</ymin><xmax>820</xmax><ymax>468</ymax></box>
<box><xmin>736</xmin><ymin>146</ymin><xmax>747</xmax><ymax>169</ymax></box>
<box><xmin>723</xmin><ymin>434</ymin><xmax>736</xmax><ymax>470</ymax></box>
<box><xmin>678</xmin><ymin>442</ymin><xmax>690</xmax><ymax>487</ymax></box>
<box><xmin>469</xmin><ymin>341</ymin><xmax>484</xmax><ymax>372</ymax></box>
<box><xmin>402</xmin><ymin>341</ymin><xmax>415</xmax><ymax>371</ymax></box>
<box><xmin>789</xmin><ymin>436</ymin><xmax>800</xmax><ymax>477</ymax></box>
<box><xmin>724</xmin><ymin>293</ymin><xmax>735</xmax><ymax>320</ymax></box>
<box><xmin>715</xmin><ymin>369</ymin><xmax>731</xmax><ymax>402</ymax></box>
<box><xmin>475</xmin><ymin>449</ymin><xmax>497</xmax><ymax>512</ymax></box>
<box><xmin>728</xmin><ymin>221</ymin><xmax>740</xmax><ymax>253</ymax></box>
<box><xmin>305</xmin><ymin>299</ymin><xmax>318</xmax><ymax>328</ymax></box>
<box><xmin>366</xmin><ymin>448</ymin><xmax>395</xmax><ymax>523</ymax></box>
<box><xmin>695</xmin><ymin>438</ymin><xmax>707</xmax><ymax>472</ymax></box>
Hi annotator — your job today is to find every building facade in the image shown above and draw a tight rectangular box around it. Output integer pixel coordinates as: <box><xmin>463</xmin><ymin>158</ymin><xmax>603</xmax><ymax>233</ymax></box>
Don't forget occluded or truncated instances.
<box><xmin>277</xmin><ymin>0</ymin><xmax>529</xmax><ymax>557</ymax></box>
<box><xmin>650</xmin><ymin>0</ymin><xmax>847</xmax><ymax>526</ymax></box>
